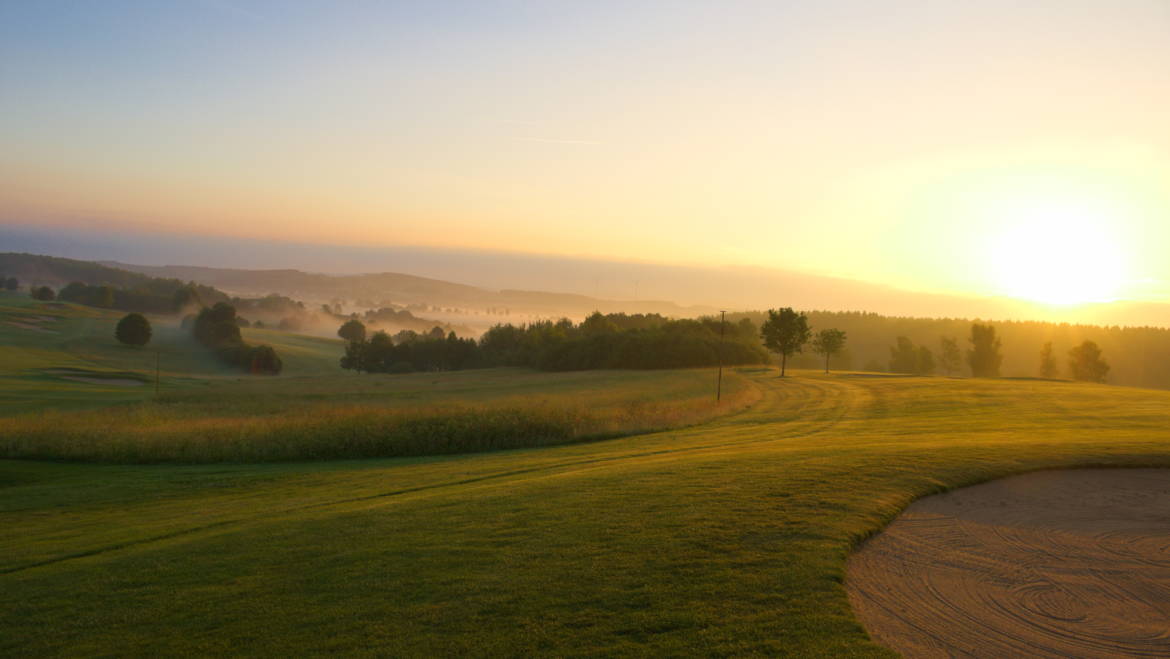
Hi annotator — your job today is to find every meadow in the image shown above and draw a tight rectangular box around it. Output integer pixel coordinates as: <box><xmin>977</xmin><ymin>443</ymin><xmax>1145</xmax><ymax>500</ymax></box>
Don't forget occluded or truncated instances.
<box><xmin>6</xmin><ymin>292</ymin><xmax>1170</xmax><ymax>655</ymax></box>
<box><xmin>0</xmin><ymin>295</ymin><xmax>758</xmax><ymax>462</ymax></box>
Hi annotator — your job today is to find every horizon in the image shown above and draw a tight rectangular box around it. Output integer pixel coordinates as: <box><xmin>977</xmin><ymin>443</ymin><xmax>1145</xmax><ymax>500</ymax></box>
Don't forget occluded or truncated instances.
<box><xmin>4</xmin><ymin>1</ymin><xmax>1170</xmax><ymax>309</ymax></box>
<box><xmin>9</xmin><ymin>223</ymin><xmax>1170</xmax><ymax>331</ymax></box>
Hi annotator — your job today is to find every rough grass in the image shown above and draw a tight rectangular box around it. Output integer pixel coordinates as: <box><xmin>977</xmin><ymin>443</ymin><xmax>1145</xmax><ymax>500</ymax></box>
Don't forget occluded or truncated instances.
<box><xmin>0</xmin><ymin>372</ymin><xmax>759</xmax><ymax>462</ymax></box>
<box><xmin>6</xmin><ymin>372</ymin><xmax>1170</xmax><ymax>655</ymax></box>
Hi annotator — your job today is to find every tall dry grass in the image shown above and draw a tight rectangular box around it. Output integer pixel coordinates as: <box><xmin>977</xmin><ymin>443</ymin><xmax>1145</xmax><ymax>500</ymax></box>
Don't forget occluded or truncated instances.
<box><xmin>0</xmin><ymin>379</ymin><xmax>759</xmax><ymax>463</ymax></box>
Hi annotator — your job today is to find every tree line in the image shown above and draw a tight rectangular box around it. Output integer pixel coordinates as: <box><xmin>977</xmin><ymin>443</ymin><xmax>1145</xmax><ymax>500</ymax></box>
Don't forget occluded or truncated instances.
<box><xmin>730</xmin><ymin>310</ymin><xmax>1147</xmax><ymax>386</ymax></box>
<box><xmin>338</xmin><ymin>312</ymin><xmax>771</xmax><ymax>374</ymax></box>
<box><xmin>880</xmin><ymin>324</ymin><xmax>1108</xmax><ymax>382</ymax></box>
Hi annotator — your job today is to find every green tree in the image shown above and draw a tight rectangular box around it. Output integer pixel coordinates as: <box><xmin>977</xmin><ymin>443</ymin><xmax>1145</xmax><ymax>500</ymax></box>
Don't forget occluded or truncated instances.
<box><xmin>173</xmin><ymin>284</ymin><xmax>204</xmax><ymax>311</ymax></box>
<box><xmin>249</xmin><ymin>345</ymin><xmax>283</xmax><ymax>375</ymax></box>
<box><xmin>760</xmin><ymin>307</ymin><xmax>810</xmax><ymax>377</ymax></box>
<box><xmin>4</xmin><ymin>277</ymin><xmax>17</xmax><ymax>291</ymax></box>
<box><xmin>889</xmin><ymin>336</ymin><xmax>918</xmax><ymax>374</ymax></box>
<box><xmin>889</xmin><ymin>337</ymin><xmax>934</xmax><ymax>375</ymax></box>
<box><xmin>340</xmin><ymin>338</ymin><xmax>369</xmax><ymax>373</ymax></box>
<box><xmin>811</xmin><ymin>328</ymin><xmax>847</xmax><ymax>374</ymax></box>
<box><xmin>1039</xmin><ymin>341</ymin><xmax>1058</xmax><ymax>378</ymax></box>
<box><xmin>967</xmin><ymin>323</ymin><xmax>1003</xmax><ymax>377</ymax></box>
<box><xmin>1068</xmin><ymin>340</ymin><xmax>1109</xmax><ymax>383</ymax></box>
<box><xmin>939</xmin><ymin>336</ymin><xmax>961</xmax><ymax>375</ymax></box>
<box><xmin>580</xmin><ymin>311</ymin><xmax>619</xmax><ymax>337</ymax></box>
<box><xmin>30</xmin><ymin>286</ymin><xmax>55</xmax><ymax>301</ymax></box>
<box><xmin>916</xmin><ymin>345</ymin><xmax>935</xmax><ymax>375</ymax></box>
<box><xmin>115</xmin><ymin>313</ymin><xmax>152</xmax><ymax>347</ymax></box>
<box><xmin>338</xmin><ymin>318</ymin><xmax>367</xmax><ymax>343</ymax></box>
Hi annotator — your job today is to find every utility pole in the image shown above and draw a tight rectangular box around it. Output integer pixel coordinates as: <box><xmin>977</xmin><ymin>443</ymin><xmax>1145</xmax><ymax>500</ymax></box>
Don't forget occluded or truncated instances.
<box><xmin>716</xmin><ymin>310</ymin><xmax>726</xmax><ymax>403</ymax></box>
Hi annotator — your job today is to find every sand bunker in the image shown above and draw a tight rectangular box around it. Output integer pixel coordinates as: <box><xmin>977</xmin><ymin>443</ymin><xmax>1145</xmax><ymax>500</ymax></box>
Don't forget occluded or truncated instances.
<box><xmin>848</xmin><ymin>469</ymin><xmax>1170</xmax><ymax>658</ymax></box>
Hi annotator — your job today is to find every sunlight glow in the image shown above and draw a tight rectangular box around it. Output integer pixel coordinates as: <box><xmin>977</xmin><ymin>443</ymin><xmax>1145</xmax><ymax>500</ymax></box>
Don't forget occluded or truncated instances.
<box><xmin>988</xmin><ymin>198</ymin><xmax>1129</xmax><ymax>306</ymax></box>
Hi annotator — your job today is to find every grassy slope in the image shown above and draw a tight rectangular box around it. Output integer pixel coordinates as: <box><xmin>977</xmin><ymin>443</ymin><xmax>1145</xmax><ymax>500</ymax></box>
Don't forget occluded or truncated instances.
<box><xmin>0</xmin><ymin>293</ymin><xmax>345</xmax><ymax>413</ymax></box>
<box><xmin>5</xmin><ymin>373</ymin><xmax>1170</xmax><ymax>656</ymax></box>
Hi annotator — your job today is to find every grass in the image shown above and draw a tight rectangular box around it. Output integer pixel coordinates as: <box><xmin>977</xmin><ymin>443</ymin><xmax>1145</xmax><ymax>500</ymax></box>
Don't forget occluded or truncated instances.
<box><xmin>0</xmin><ymin>293</ymin><xmax>347</xmax><ymax>414</ymax></box>
<box><xmin>5</xmin><ymin>372</ymin><xmax>1170</xmax><ymax>655</ymax></box>
<box><xmin>0</xmin><ymin>370</ymin><xmax>759</xmax><ymax>462</ymax></box>
<box><xmin>0</xmin><ymin>293</ymin><xmax>762</xmax><ymax>462</ymax></box>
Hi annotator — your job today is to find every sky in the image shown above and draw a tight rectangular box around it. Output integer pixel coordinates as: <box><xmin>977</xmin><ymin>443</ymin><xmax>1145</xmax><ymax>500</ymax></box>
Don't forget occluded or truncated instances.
<box><xmin>2</xmin><ymin>1</ymin><xmax>1169</xmax><ymax>306</ymax></box>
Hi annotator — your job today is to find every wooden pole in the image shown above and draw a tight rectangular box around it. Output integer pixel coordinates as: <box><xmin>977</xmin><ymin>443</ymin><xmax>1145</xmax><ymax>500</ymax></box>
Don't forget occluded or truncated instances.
<box><xmin>716</xmin><ymin>310</ymin><xmax>726</xmax><ymax>403</ymax></box>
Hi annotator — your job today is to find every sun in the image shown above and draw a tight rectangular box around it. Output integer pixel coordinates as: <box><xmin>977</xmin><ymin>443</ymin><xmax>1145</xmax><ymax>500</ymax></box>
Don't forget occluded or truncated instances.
<box><xmin>988</xmin><ymin>199</ymin><xmax>1128</xmax><ymax>306</ymax></box>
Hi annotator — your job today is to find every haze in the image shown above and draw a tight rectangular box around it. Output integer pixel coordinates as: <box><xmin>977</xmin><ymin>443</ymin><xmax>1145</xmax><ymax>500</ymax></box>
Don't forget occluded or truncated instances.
<box><xmin>3</xmin><ymin>1</ymin><xmax>1170</xmax><ymax>307</ymax></box>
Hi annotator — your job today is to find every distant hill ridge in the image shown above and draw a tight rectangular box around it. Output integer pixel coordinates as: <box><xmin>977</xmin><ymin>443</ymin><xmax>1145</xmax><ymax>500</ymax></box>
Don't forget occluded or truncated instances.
<box><xmin>99</xmin><ymin>260</ymin><xmax>712</xmax><ymax>317</ymax></box>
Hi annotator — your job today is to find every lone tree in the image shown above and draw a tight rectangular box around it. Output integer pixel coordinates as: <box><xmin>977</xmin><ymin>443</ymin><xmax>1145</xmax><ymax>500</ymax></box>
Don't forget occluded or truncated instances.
<box><xmin>30</xmin><ymin>286</ymin><xmax>55</xmax><ymax>301</ymax></box>
<box><xmin>338</xmin><ymin>318</ymin><xmax>367</xmax><ymax>343</ymax></box>
<box><xmin>115</xmin><ymin>313</ymin><xmax>152</xmax><ymax>347</ymax></box>
<box><xmin>967</xmin><ymin>323</ymin><xmax>1003</xmax><ymax>377</ymax></box>
<box><xmin>1039</xmin><ymin>341</ymin><xmax>1058</xmax><ymax>378</ymax></box>
<box><xmin>760</xmin><ymin>307</ymin><xmax>810</xmax><ymax>377</ymax></box>
<box><xmin>811</xmin><ymin>328</ymin><xmax>847</xmax><ymax>374</ymax></box>
<box><xmin>1068</xmin><ymin>340</ymin><xmax>1109</xmax><ymax>383</ymax></box>
<box><xmin>939</xmin><ymin>336</ymin><xmax>961</xmax><ymax>375</ymax></box>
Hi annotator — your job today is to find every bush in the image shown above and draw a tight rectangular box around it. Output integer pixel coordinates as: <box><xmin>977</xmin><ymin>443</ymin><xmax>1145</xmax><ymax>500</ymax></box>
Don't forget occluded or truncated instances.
<box><xmin>115</xmin><ymin>313</ymin><xmax>152</xmax><ymax>347</ymax></box>
<box><xmin>191</xmin><ymin>302</ymin><xmax>281</xmax><ymax>375</ymax></box>
<box><xmin>249</xmin><ymin>345</ymin><xmax>283</xmax><ymax>375</ymax></box>
<box><xmin>30</xmin><ymin>286</ymin><xmax>55</xmax><ymax>301</ymax></box>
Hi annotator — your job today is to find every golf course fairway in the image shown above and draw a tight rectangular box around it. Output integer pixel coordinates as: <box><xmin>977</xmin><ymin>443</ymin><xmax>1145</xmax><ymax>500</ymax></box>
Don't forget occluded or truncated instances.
<box><xmin>5</xmin><ymin>371</ymin><xmax>1170</xmax><ymax>656</ymax></box>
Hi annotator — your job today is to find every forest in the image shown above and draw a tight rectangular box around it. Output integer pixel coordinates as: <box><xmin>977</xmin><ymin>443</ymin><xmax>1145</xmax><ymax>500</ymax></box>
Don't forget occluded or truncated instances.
<box><xmin>340</xmin><ymin>312</ymin><xmax>769</xmax><ymax>373</ymax></box>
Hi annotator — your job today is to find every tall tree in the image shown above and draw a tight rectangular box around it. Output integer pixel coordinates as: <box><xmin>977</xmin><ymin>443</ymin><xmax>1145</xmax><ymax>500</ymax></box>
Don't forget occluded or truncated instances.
<box><xmin>890</xmin><ymin>337</ymin><xmax>935</xmax><ymax>375</ymax></box>
<box><xmin>337</xmin><ymin>319</ymin><xmax>367</xmax><ymax>343</ymax></box>
<box><xmin>939</xmin><ymin>336</ymin><xmax>961</xmax><ymax>375</ymax></box>
<box><xmin>1068</xmin><ymin>340</ymin><xmax>1109</xmax><ymax>383</ymax></box>
<box><xmin>811</xmin><ymin>328</ymin><xmax>847</xmax><ymax>374</ymax></box>
<box><xmin>114</xmin><ymin>313</ymin><xmax>152</xmax><ymax>347</ymax></box>
<box><xmin>889</xmin><ymin>336</ymin><xmax>919</xmax><ymax>374</ymax></box>
<box><xmin>760</xmin><ymin>307</ymin><xmax>810</xmax><ymax>377</ymax></box>
<box><xmin>1039</xmin><ymin>341</ymin><xmax>1058</xmax><ymax>378</ymax></box>
<box><xmin>967</xmin><ymin>323</ymin><xmax>1003</xmax><ymax>377</ymax></box>
<box><xmin>916</xmin><ymin>346</ymin><xmax>935</xmax><ymax>375</ymax></box>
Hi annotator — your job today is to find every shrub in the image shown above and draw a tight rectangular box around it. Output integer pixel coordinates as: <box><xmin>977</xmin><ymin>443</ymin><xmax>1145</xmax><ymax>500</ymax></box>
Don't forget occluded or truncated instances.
<box><xmin>115</xmin><ymin>313</ymin><xmax>152</xmax><ymax>347</ymax></box>
<box><xmin>191</xmin><ymin>302</ymin><xmax>281</xmax><ymax>375</ymax></box>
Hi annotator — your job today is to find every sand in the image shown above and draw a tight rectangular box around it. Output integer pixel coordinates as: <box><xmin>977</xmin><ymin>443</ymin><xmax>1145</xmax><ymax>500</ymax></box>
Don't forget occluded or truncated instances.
<box><xmin>847</xmin><ymin>469</ymin><xmax>1170</xmax><ymax>658</ymax></box>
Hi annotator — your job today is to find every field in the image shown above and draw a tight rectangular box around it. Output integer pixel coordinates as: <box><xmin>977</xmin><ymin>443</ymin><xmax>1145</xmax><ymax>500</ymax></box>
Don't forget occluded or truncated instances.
<box><xmin>1</xmin><ymin>295</ymin><xmax>759</xmax><ymax>462</ymax></box>
<box><xmin>5</xmin><ymin>293</ymin><xmax>1170</xmax><ymax>655</ymax></box>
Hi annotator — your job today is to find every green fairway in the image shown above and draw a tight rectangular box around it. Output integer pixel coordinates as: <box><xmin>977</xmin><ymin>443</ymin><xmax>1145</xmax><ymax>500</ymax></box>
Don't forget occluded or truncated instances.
<box><xmin>5</xmin><ymin>372</ymin><xmax>1170</xmax><ymax>656</ymax></box>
